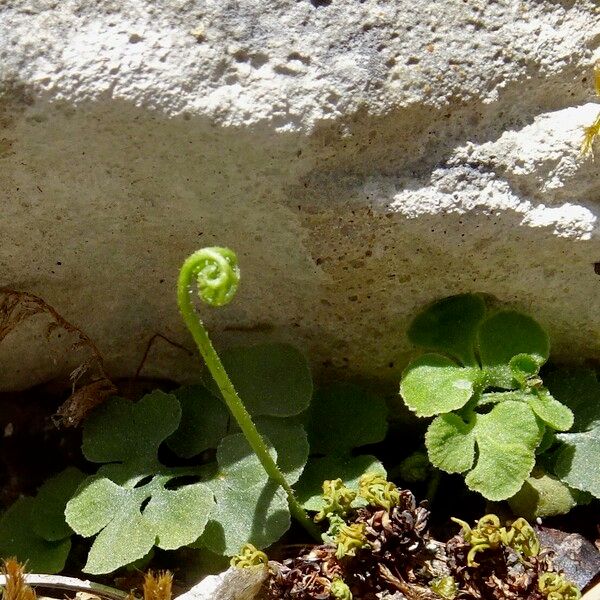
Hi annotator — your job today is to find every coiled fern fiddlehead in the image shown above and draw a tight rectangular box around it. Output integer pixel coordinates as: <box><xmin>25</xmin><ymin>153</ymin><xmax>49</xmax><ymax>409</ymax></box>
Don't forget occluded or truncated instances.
<box><xmin>177</xmin><ymin>247</ymin><xmax>319</xmax><ymax>540</ymax></box>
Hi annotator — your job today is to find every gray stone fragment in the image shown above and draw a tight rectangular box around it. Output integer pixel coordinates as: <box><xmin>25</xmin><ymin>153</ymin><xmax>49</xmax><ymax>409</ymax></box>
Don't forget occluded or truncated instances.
<box><xmin>538</xmin><ymin>527</ymin><xmax>600</xmax><ymax>591</ymax></box>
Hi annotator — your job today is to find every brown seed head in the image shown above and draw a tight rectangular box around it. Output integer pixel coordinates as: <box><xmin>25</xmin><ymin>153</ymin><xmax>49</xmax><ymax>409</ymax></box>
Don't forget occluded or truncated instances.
<box><xmin>2</xmin><ymin>559</ymin><xmax>36</xmax><ymax>600</ymax></box>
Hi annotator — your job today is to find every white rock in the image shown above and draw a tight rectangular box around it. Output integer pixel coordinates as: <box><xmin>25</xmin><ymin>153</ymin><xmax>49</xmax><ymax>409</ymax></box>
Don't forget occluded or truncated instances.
<box><xmin>0</xmin><ymin>0</ymin><xmax>599</xmax><ymax>390</ymax></box>
<box><xmin>175</xmin><ymin>567</ymin><xmax>266</xmax><ymax>600</ymax></box>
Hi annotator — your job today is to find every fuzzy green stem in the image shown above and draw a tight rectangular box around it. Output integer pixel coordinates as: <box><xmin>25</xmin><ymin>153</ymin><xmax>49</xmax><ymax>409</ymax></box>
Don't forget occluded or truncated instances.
<box><xmin>177</xmin><ymin>248</ymin><xmax>319</xmax><ymax>540</ymax></box>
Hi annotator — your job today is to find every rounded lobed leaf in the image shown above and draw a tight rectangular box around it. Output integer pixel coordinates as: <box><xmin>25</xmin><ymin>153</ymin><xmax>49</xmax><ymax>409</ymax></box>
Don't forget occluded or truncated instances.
<box><xmin>206</xmin><ymin>344</ymin><xmax>312</xmax><ymax>417</ymax></box>
<box><xmin>478</xmin><ymin>311</ymin><xmax>549</xmax><ymax>388</ymax></box>
<box><xmin>216</xmin><ymin>432</ymin><xmax>280</xmax><ymax>487</ymax></box>
<box><xmin>200</xmin><ymin>434</ymin><xmax>290</xmax><ymax>555</ymax></box>
<box><xmin>400</xmin><ymin>354</ymin><xmax>481</xmax><ymax>417</ymax></box>
<box><xmin>166</xmin><ymin>385</ymin><xmax>229</xmax><ymax>458</ymax></box>
<box><xmin>82</xmin><ymin>391</ymin><xmax>181</xmax><ymax>464</ymax></box>
<box><xmin>307</xmin><ymin>383</ymin><xmax>388</xmax><ymax>455</ymax></box>
<box><xmin>425</xmin><ymin>413</ymin><xmax>476</xmax><ymax>474</ymax></box>
<box><xmin>510</xmin><ymin>353</ymin><xmax>541</xmax><ymax>386</ymax></box>
<box><xmin>254</xmin><ymin>417</ymin><xmax>309</xmax><ymax>485</ymax></box>
<box><xmin>465</xmin><ymin>401</ymin><xmax>544</xmax><ymax>501</ymax></box>
<box><xmin>66</xmin><ymin>473</ymin><xmax>215</xmax><ymax>573</ymax></box>
<box><xmin>67</xmin><ymin>390</ymin><xmax>226</xmax><ymax>572</ymax></box>
<box><xmin>65</xmin><ymin>477</ymin><xmax>131</xmax><ymax>538</ymax></box>
<box><xmin>407</xmin><ymin>294</ymin><xmax>486</xmax><ymax>366</ymax></box>
<box><xmin>555</xmin><ymin>429</ymin><xmax>600</xmax><ymax>498</ymax></box>
<box><xmin>508</xmin><ymin>468</ymin><xmax>581</xmax><ymax>520</ymax></box>
<box><xmin>0</xmin><ymin>498</ymin><xmax>71</xmax><ymax>574</ymax></box>
<box><xmin>144</xmin><ymin>482</ymin><xmax>215</xmax><ymax>550</ymax></box>
<box><xmin>31</xmin><ymin>467</ymin><xmax>85</xmax><ymax>542</ymax></box>
<box><xmin>545</xmin><ymin>369</ymin><xmax>600</xmax><ymax>432</ymax></box>
<box><xmin>200</xmin><ymin>481</ymin><xmax>289</xmax><ymax>557</ymax></box>
<box><xmin>82</xmin><ymin>505</ymin><xmax>156</xmax><ymax>574</ymax></box>
<box><xmin>550</xmin><ymin>369</ymin><xmax>600</xmax><ymax>499</ymax></box>
<box><xmin>526</xmin><ymin>389</ymin><xmax>574</xmax><ymax>432</ymax></box>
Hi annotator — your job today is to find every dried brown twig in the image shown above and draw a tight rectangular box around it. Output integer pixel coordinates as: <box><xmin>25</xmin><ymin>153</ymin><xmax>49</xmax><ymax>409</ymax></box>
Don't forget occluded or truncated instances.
<box><xmin>133</xmin><ymin>333</ymin><xmax>193</xmax><ymax>380</ymax></box>
<box><xmin>0</xmin><ymin>287</ymin><xmax>116</xmax><ymax>427</ymax></box>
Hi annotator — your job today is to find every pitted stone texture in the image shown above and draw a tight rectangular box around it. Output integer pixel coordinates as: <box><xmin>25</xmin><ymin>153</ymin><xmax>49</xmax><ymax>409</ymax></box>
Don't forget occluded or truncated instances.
<box><xmin>0</xmin><ymin>0</ymin><xmax>598</xmax><ymax>390</ymax></box>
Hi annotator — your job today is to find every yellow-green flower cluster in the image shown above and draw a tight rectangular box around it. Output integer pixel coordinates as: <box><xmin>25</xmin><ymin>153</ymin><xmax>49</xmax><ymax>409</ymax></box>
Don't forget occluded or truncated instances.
<box><xmin>230</xmin><ymin>543</ymin><xmax>268</xmax><ymax>568</ymax></box>
<box><xmin>316</xmin><ymin>479</ymin><xmax>357</xmax><ymax>523</ymax></box>
<box><xmin>334</xmin><ymin>523</ymin><xmax>369</xmax><ymax>559</ymax></box>
<box><xmin>538</xmin><ymin>572</ymin><xmax>581</xmax><ymax>600</ymax></box>
<box><xmin>502</xmin><ymin>517</ymin><xmax>540</xmax><ymax>558</ymax></box>
<box><xmin>430</xmin><ymin>576</ymin><xmax>458</xmax><ymax>599</ymax></box>
<box><xmin>316</xmin><ymin>474</ymin><xmax>408</xmax><ymax>559</ymax></box>
<box><xmin>330</xmin><ymin>577</ymin><xmax>353</xmax><ymax>600</ymax></box>
<box><xmin>358</xmin><ymin>473</ymin><xmax>401</xmax><ymax>511</ymax></box>
<box><xmin>452</xmin><ymin>514</ymin><xmax>539</xmax><ymax>567</ymax></box>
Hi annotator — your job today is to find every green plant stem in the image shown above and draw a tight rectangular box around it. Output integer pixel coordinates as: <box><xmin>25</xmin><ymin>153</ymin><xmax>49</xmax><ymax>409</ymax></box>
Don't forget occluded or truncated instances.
<box><xmin>178</xmin><ymin>253</ymin><xmax>319</xmax><ymax>541</ymax></box>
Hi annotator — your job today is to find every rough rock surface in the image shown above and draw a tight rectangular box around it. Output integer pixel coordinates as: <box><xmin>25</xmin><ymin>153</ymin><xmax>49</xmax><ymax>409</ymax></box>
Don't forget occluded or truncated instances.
<box><xmin>175</xmin><ymin>567</ymin><xmax>266</xmax><ymax>600</ymax></box>
<box><xmin>0</xmin><ymin>0</ymin><xmax>599</xmax><ymax>391</ymax></box>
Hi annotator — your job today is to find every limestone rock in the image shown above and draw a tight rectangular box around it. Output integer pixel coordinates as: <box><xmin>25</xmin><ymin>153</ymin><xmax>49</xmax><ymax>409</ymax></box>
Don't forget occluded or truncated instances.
<box><xmin>0</xmin><ymin>0</ymin><xmax>598</xmax><ymax>391</ymax></box>
<box><xmin>175</xmin><ymin>567</ymin><xmax>266</xmax><ymax>600</ymax></box>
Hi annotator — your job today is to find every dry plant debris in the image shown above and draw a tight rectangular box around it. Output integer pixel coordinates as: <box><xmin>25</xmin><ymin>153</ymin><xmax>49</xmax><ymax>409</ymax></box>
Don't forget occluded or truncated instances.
<box><xmin>0</xmin><ymin>288</ymin><xmax>115</xmax><ymax>426</ymax></box>
<box><xmin>139</xmin><ymin>572</ymin><xmax>173</xmax><ymax>600</ymax></box>
<box><xmin>1</xmin><ymin>559</ymin><xmax>36</xmax><ymax>600</ymax></box>
<box><xmin>258</xmin><ymin>476</ymin><xmax>582</xmax><ymax>600</ymax></box>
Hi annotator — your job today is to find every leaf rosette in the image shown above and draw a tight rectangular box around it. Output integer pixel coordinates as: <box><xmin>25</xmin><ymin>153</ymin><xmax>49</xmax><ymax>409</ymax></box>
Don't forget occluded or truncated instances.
<box><xmin>400</xmin><ymin>294</ymin><xmax>574</xmax><ymax>500</ymax></box>
<box><xmin>65</xmin><ymin>344</ymin><xmax>314</xmax><ymax>574</ymax></box>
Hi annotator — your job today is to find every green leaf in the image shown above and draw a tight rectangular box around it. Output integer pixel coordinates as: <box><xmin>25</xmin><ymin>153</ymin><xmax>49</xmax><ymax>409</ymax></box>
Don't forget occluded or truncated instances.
<box><xmin>66</xmin><ymin>474</ymin><xmax>215</xmax><ymax>574</ymax></box>
<box><xmin>427</xmin><ymin>402</ymin><xmax>542</xmax><ymax>500</ymax></box>
<box><xmin>407</xmin><ymin>294</ymin><xmax>485</xmax><ymax>366</ymax></box>
<box><xmin>547</xmin><ymin>369</ymin><xmax>600</xmax><ymax>499</ymax></box>
<box><xmin>200</xmin><ymin>433</ymin><xmax>290</xmax><ymax>555</ymax></box>
<box><xmin>397</xmin><ymin>451</ymin><xmax>431</xmax><ymax>483</ymax></box>
<box><xmin>510</xmin><ymin>354</ymin><xmax>541</xmax><ymax>387</ymax></box>
<box><xmin>555</xmin><ymin>428</ymin><xmax>600</xmax><ymax>498</ymax></box>
<box><xmin>206</xmin><ymin>343</ymin><xmax>312</xmax><ymax>417</ymax></box>
<box><xmin>464</xmin><ymin>401</ymin><xmax>543</xmax><ymax>500</ymax></box>
<box><xmin>296</xmin><ymin>454</ymin><xmax>386</xmax><ymax>512</ymax></box>
<box><xmin>400</xmin><ymin>354</ymin><xmax>481</xmax><ymax>417</ymax></box>
<box><xmin>255</xmin><ymin>417</ymin><xmax>309</xmax><ymax>485</ymax></box>
<box><xmin>141</xmin><ymin>481</ymin><xmax>214</xmax><ymax>550</ymax></box>
<box><xmin>526</xmin><ymin>389</ymin><xmax>573</xmax><ymax>431</ymax></box>
<box><xmin>306</xmin><ymin>383</ymin><xmax>388</xmax><ymax>455</ymax></box>
<box><xmin>478</xmin><ymin>389</ymin><xmax>573</xmax><ymax>431</ymax></box>
<box><xmin>536</xmin><ymin>427</ymin><xmax>557</xmax><ymax>455</ymax></box>
<box><xmin>82</xmin><ymin>391</ymin><xmax>181</xmax><ymax>465</ymax></box>
<box><xmin>545</xmin><ymin>369</ymin><xmax>600</xmax><ymax>432</ymax></box>
<box><xmin>478</xmin><ymin>311</ymin><xmax>549</xmax><ymax>388</ymax></box>
<box><xmin>425</xmin><ymin>413</ymin><xmax>476</xmax><ymax>474</ymax></box>
<box><xmin>0</xmin><ymin>498</ymin><xmax>71</xmax><ymax>574</ymax></box>
<box><xmin>167</xmin><ymin>385</ymin><xmax>229</xmax><ymax>458</ymax></box>
<box><xmin>68</xmin><ymin>392</ymin><xmax>219</xmax><ymax>573</ymax></box>
<box><xmin>31</xmin><ymin>467</ymin><xmax>85</xmax><ymax>542</ymax></box>
<box><xmin>80</xmin><ymin>503</ymin><xmax>156</xmax><ymax>575</ymax></box>
<box><xmin>508</xmin><ymin>468</ymin><xmax>581</xmax><ymax>519</ymax></box>
<box><xmin>66</xmin><ymin>477</ymin><xmax>130</xmax><ymax>538</ymax></box>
